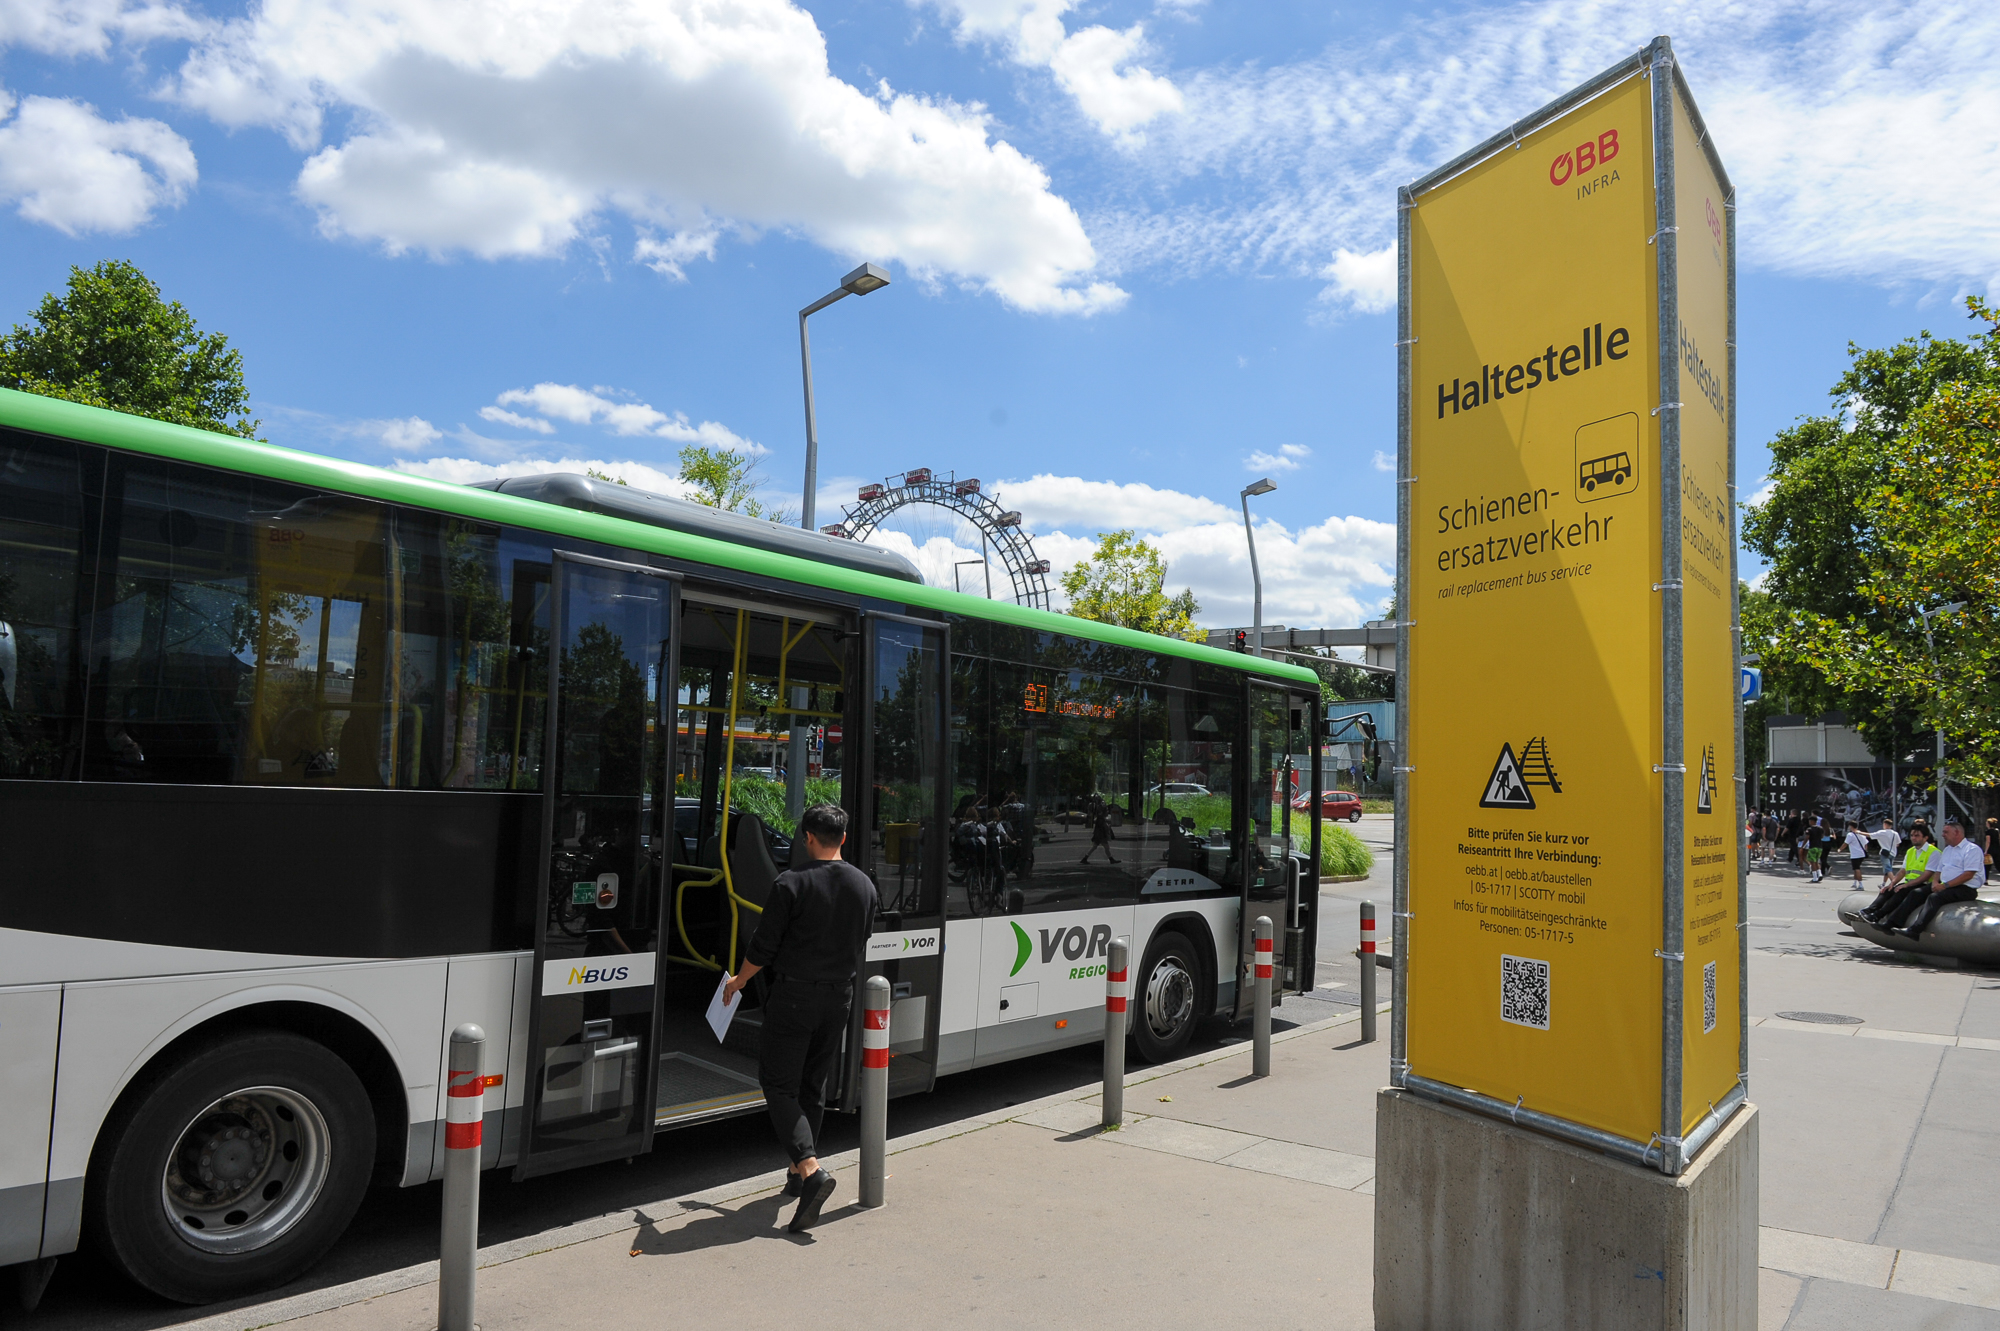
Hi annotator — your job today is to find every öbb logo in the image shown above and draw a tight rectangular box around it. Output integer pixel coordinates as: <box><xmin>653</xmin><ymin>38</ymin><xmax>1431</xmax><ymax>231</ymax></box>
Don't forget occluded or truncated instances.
<box><xmin>1549</xmin><ymin>130</ymin><xmax>1620</xmax><ymax>186</ymax></box>
<box><xmin>567</xmin><ymin>964</ymin><xmax>631</xmax><ymax>986</ymax></box>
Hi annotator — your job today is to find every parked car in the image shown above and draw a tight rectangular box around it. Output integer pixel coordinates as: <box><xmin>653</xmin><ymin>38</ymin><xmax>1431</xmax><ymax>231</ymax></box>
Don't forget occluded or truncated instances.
<box><xmin>1145</xmin><ymin>781</ymin><xmax>1212</xmax><ymax>797</ymax></box>
<box><xmin>1295</xmin><ymin>789</ymin><xmax>1363</xmax><ymax>822</ymax></box>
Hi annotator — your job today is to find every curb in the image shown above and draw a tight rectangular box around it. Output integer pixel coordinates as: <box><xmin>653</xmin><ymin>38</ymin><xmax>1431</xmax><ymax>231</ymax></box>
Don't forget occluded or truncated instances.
<box><xmin>179</xmin><ymin>1001</ymin><xmax>1392</xmax><ymax>1331</ymax></box>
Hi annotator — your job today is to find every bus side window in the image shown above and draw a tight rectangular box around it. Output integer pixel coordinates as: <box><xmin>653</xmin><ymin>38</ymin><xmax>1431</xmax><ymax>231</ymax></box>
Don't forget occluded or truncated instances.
<box><xmin>0</xmin><ymin>433</ymin><xmax>94</xmax><ymax>781</ymax></box>
<box><xmin>86</xmin><ymin>456</ymin><xmax>532</xmax><ymax>791</ymax></box>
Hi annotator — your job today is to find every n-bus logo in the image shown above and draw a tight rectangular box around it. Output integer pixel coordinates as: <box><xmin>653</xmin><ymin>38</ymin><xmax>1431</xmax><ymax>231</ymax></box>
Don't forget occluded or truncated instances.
<box><xmin>1549</xmin><ymin>129</ymin><xmax>1620</xmax><ymax>186</ymax></box>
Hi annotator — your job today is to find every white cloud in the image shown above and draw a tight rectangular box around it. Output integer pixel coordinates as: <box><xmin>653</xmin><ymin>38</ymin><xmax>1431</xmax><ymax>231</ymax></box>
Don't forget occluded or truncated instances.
<box><xmin>477</xmin><ymin>406</ymin><xmax>556</xmax><ymax>434</ymax></box>
<box><xmin>991</xmin><ymin>473</ymin><xmax>1234</xmax><ymax>531</ymax></box>
<box><xmin>1089</xmin><ymin>0</ymin><xmax>2000</xmax><ymax>300</ymax></box>
<box><xmin>1318</xmin><ymin>244</ymin><xmax>1395</xmax><ymax>316</ymax></box>
<box><xmin>367</xmin><ymin>416</ymin><xmax>443</xmax><ymax>450</ymax></box>
<box><xmin>165</xmin><ymin>0</ymin><xmax>1123</xmax><ymax>314</ymax></box>
<box><xmin>491</xmin><ymin>383</ymin><xmax>763</xmax><ymax>450</ymax></box>
<box><xmin>633</xmin><ymin>225</ymin><xmax>719</xmax><ymax>281</ymax></box>
<box><xmin>922</xmin><ymin>0</ymin><xmax>1183</xmax><ymax>146</ymax></box>
<box><xmin>0</xmin><ymin>91</ymin><xmax>195</xmax><ymax>232</ymax></box>
<box><xmin>391</xmin><ymin>453</ymin><xmax>691</xmax><ymax>497</ymax></box>
<box><xmin>0</xmin><ymin>0</ymin><xmax>203</xmax><ymax>59</ymax></box>
<box><xmin>1244</xmin><ymin>443</ymin><xmax>1308</xmax><ymax>473</ymax></box>
<box><xmin>1371</xmin><ymin>450</ymin><xmax>1394</xmax><ymax>473</ymax></box>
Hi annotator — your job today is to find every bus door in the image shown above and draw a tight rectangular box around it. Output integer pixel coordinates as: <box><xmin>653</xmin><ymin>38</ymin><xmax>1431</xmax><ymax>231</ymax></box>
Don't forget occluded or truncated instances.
<box><xmin>515</xmin><ymin>553</ymin><xmax>677</xmax><ymax>1179</ymax></box>
<box><xmin>1235</xmin><ymin>682</ymin><xmax>1308</xmax><ymax>1018</ymax></box>
<box><xmin>652</xmin><ymin>591</ymin><xmax>850</xmax><ymax>1129</ymax></box>
<box><xmin>836</xmin><ymin>612</ymin><xmax>948</xmax><ymax>1106</ymax></box>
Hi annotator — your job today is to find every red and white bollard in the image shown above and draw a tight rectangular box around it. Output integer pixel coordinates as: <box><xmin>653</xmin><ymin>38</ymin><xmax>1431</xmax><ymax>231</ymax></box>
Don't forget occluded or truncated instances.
<box><xmin>859</xmin><ymin>975</ymin><xmax>890</xmax><ymax>1209</ymax></box>
<box><xmin>1102</xmin><ymin>937</ymin><xmax>1130</xmax><ymax>1127</ymax></box>
<box><xmin>438</xmin><ymin>1023</ymin><xmax>484</xmax><ymax>1331</ymax></box>
<box><xmin>1253</xmin><ymin>916</ymin><xmax>1274</xmax><ymax>1077</ymax></box>
<box><xmin>1360</xmin><ymin>900</ymin><xmax>1378</xmax><ymax>1043</ymax></box>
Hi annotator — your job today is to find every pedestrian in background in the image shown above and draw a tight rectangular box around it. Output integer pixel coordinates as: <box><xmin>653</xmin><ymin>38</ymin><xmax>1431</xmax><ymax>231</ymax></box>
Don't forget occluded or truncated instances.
<box><xmin>1845</xmin><ymin>822</ymin><xmax>1871</xmax><ymax>886</ymax></box>
<box><xmin>1872</xmin><ymin>817</ymin><xmax>1902</xmax><ymax>888</ymax></box>
<box><xmin>1984</xmin><ymin>817</ymin><xmax>1998</xmax><ymax>879</ymax></box>
<box><xmin>1805</xmin><ymin>816</ymin><xmax>1827</xmax><ymax>882</ymax></box>
<box><xmin>722</xmin><ymin>802</ymin><xmax>878</xmax><ymax>1234</ymax></box>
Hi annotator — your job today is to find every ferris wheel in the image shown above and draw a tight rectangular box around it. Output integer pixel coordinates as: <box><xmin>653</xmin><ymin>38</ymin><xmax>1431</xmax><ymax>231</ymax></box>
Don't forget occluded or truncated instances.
<box><xmin>821</xmin><ymin>468</ymin><xmax>1053</xmax><ymax>611</ymax></box>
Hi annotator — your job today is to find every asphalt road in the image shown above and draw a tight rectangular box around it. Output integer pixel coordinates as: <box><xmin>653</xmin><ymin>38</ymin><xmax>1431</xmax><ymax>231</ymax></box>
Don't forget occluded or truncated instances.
<box><xmin>16</xmin><ymin>820</ymin><xmax>1395</xmax><ymax>1330</ymax></box>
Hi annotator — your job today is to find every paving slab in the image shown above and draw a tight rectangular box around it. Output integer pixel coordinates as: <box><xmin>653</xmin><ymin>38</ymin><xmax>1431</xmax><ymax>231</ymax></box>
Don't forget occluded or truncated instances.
<box><xmin>1786</xmin><ymin>1274</ymin><xmax>2000</xmax><ymax>1330</ymax></box>
<box><xmin>1106</xmin><ymin>1024</ymin><xmax>1390</xmax><ymax>1158</ymax></box>
<box><xmin>267</xmin><ymin>1120</ymin><xmax>1376</xmax><ymax>1331</ymax></box>
<box><xmin>1874</xmin><ymin>1047</ymin><xmax>2000</xmax><ymax>1266</ymax></box>
<box><xmin>1751</xmin><ymin>1024</ymin><xmax>1942</xmax><ymax>1242</ymax></box>
<box><xmin>1759</xmin><ymin>1227</ymin><xmax>1895</xmax><ymax>1287</ymax></box>
<box><xmin>1750</xmin><ymin>948</ymin><xmax>1976</xmax><ymax>1037</ymax></box>
<box><xmin>1107</xmin><ymin>1114</ymin><xmax>1267</xmax><ymax>1163</ymax></box>
<box><xmin>1214</xmin><ymin>1137</ymin><xmax>1375</xmax><ymax>1190</ymax></box>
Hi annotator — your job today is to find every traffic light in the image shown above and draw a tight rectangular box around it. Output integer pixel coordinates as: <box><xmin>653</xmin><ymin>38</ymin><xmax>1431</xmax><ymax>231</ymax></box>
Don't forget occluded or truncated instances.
<box><xmin>1359</xmin><ymin>716</ymin><xmax>1380</xmax><ymax>781</ymax></box>
<box><xmin>1233</xmin><ymin>629</ymin><xmax>1248</xmax><ymax>653</ymax></box>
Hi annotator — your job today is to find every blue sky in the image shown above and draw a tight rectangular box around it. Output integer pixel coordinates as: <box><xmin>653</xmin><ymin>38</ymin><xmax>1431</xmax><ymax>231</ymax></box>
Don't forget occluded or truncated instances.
<box><xmin>2</xmin><ymin>0</ymin><xmax>1994</xmax><ymax>630</ymax></box>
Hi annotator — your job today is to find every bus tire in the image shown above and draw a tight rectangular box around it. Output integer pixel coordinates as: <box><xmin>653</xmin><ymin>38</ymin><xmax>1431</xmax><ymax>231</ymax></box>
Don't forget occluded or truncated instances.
<box><xmin>1129</xmin><ymin>932</ymin><xmax>1200</xmax><ymax>1065</ymax></box>
<box><xmin>86</xmin><ymin>1029</ymin><xmax>375</xmax><ymax>1304</ymax></box>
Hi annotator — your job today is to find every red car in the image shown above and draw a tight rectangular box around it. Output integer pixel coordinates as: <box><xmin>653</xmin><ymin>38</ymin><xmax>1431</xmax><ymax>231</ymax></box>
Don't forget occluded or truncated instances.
<box><xmin>1295</xmin><ymin>790</ymin><xmax>1363</xmax><ymax>822</ymax></box>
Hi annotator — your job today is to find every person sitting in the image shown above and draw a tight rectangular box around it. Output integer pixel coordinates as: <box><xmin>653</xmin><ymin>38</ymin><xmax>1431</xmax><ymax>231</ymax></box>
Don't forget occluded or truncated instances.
<box><xmin>1861</xmin><ymin>824</ymin><xmax>1935</xmax><ymax>924</ymax></box>
<box><xmin>1880</xmin><ymin>817</ymin><xmax>1985</xmax><ymax>940</ymax></box>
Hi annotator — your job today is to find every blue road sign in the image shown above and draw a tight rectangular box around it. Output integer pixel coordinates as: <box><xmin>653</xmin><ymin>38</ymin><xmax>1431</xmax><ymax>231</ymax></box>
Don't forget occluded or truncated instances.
<box><xmin>1741</xmin><ymin>666</ymin><xmax>1762</xmax><ymax>701</ymax></box>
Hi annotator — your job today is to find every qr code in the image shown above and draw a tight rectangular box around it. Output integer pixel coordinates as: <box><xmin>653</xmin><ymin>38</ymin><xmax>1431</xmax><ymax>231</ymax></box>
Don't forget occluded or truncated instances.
<box><xmin>1703</xmin><ymin>960</ymin><xmax>1717</xmax><ymax>1034</ymax></box>
<box><xmin>1500</xmin><ymin>954</ymin><xmax>1550</xmax><ymax>1030</ymax></box>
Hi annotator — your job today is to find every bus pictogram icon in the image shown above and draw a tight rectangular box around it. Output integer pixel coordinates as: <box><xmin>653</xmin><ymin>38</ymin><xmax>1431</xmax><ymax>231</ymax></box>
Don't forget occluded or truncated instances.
<box><xmin>1575</xmin><ymin>412</ymin><xmax>1639</xmax><ymax>503</ymax></box>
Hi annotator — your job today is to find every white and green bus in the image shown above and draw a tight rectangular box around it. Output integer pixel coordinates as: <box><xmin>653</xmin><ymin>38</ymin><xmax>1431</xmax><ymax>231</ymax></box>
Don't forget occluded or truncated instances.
<box><xmin>0</xmin><ymin>387</ymin><xmax>1322</xmax><ymax>1303</ymax></box>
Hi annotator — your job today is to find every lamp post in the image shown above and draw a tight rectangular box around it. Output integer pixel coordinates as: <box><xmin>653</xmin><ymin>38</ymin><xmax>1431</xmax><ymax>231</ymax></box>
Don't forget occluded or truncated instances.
<box><xmin>798</xmin><ymin>262</ymin><xmax>891</xmax><ymax>532</ymax></box>
<box><xmin>1240</xmin><ymin>478</ymin><xmax>1277</xmax><ymax>657</ymax></box>
<box><xmin>1915</xmin><ymin>600</ymin><xmax>1965</xmax><ymax>830</ymax></box>
<box><xmin>792</xmin><ymin>262</ymin><xmax>889</xmax><ymax>822</ymax></box>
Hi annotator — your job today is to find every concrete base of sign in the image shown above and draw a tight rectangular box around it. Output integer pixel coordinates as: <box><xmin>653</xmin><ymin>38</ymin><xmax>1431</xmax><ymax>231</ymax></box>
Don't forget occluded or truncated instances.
<box><xmin>1373</xmin><ymin>1088</ymin><xmax>1757</xmax><ymax>1330</ymax></box>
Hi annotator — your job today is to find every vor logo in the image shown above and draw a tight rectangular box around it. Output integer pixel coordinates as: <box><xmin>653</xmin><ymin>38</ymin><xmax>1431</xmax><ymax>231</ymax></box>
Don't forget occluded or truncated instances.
<box><xmin>1008</xmin><ymin>921</ymin><xmax>1113</xmax><ymax>976</ymax></box>
<box><xmin>1479</xmin><ymin>737</ymin><xmax>1563</xmax><ymax>810</ymax></box>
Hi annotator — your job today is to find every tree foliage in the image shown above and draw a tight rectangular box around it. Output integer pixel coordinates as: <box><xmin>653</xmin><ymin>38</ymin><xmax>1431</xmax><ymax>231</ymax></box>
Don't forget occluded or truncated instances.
<box><xmin>676</xmin><ymin>443</ymin><xmax>787</xmax><ymax>522</ymax></box>
<box><xmin>1748</xmin><ymin>297</ymin><xmax>2000</xmax><ymax>784</ymax></box>
<box><xmin>1060</xmin><ymin>529</ymin><xmax>1199</xmax><ymax>638</ymax></box>
<box><xmin>0</xmin><ymin>260</ymin><xmax>258</xmax><ymax>437</ymax></box>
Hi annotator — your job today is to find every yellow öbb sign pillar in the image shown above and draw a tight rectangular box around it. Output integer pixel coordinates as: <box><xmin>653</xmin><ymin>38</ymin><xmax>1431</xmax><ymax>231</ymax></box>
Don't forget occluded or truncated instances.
<box><xmin>1393</xmin><ymin>36</ymin><xmax>1742</xmax><ymax>1173</ymax></box>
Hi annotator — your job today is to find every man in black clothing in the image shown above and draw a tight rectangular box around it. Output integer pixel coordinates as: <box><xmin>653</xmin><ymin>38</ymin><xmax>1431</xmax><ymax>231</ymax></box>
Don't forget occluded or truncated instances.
<box><xmin>723</xmin><ymin>803</ymin><xmax>878</xmax><ymax>1233</ymax></box>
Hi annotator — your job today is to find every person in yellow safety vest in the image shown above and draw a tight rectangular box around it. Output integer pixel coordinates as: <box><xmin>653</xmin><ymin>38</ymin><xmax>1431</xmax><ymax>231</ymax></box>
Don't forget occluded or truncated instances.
<box><xmin>1860</xmin><ymin>824</ymin><xmax>1935</xmax><ymax>925</ymax></box>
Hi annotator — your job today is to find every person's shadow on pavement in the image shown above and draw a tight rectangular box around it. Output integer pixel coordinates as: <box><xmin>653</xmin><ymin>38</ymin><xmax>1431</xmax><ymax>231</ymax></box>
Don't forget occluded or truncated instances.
<box><xmin>626</xmin><ymin>1190</ymin><xmax>860</xmax><ymax>1255</ymax></box>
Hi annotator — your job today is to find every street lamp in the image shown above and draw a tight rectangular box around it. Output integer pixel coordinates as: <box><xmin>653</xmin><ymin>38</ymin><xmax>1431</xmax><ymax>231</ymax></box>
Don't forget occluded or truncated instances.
<box><xmin>1240</xmin><ymin>478</ymin><xmax>1277</xmax><ymax>657</ymax></box>
<box><xmin>1915</xmin><ymin>600</ymin><xmax>1966</xmax><ymax>830</ymax></box>
<box><xmin>798</xmin><ymin>262</ymin><xmax>891</xmax><ymax>531</ymax></box>
<box><xmin>792</xmin><ymin>262</ymin><xmax>889</xmax><ymax>821</ymax></box>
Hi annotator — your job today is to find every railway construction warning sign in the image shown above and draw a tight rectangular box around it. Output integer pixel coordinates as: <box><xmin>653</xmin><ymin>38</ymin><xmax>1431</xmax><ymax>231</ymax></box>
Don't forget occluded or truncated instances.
<box><xmin>1398</xmin><ymin>47</ymin><xmax>1741</xmax><ymax>1154</ymax></box>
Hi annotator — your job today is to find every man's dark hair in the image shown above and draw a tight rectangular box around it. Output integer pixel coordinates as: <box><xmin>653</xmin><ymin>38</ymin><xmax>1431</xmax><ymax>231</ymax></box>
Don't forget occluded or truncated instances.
<box><xmin>799</xmin><ymin>803</ymin><xmax>849</xmax><ymax>843</ymax></box>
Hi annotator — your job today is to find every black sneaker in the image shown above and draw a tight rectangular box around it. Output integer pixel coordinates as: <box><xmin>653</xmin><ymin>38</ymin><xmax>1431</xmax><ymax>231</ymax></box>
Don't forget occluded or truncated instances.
<box><xmin>788</xmin><ymin>1169</ymin><xmax>837</xmax><ymax>1233</ymax></box>
<box><xmin>783</xmin><ymin>1172</ymin><xmax>802</xmax><ymax>1198</ymax></box>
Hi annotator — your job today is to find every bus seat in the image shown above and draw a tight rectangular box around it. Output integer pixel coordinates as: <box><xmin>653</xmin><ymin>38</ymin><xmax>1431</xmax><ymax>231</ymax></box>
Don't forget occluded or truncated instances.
<box><xmin>727</xmin><ymin>812</ymin><xmax>782</xmax><ymax>912</ymax></box>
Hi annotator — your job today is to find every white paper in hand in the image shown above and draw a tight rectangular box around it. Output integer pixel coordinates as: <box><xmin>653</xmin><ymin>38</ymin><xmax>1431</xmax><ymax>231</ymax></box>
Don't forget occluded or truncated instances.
<box><xmin>706</xmin><ymin>974</ymin><xmax>738</xmax><ymax>1043</ymax></box>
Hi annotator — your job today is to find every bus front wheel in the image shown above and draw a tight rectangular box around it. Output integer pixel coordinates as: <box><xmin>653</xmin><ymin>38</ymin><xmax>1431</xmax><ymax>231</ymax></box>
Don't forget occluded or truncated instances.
<box><xmin>1130</xmin><ymin>932</ymin><xmax>1200</xmax><ymax>1064</ymax></box>
<box><xmin>86</xmin><ymin>1029</ymin><xmax>375</xmax><ymax>1304</ymax></box>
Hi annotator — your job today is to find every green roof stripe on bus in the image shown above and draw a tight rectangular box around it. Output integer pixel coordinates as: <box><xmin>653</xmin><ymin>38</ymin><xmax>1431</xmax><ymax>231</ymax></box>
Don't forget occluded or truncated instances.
<box><xmin>0</xmin><ymin>386</ymin><xmax>1319</xmax><ymax>686</ymax></box>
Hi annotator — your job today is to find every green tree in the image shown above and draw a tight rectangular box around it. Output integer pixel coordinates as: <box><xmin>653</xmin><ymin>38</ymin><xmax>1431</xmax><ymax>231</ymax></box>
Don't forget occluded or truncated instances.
<box><xmin>1743</xmin><ymin>298</ymin><xmax>2000</xmax><ymax>775</ymax></box>
<box><xmin>1060</xmin><ymin>529</ymin><xmax>1199</xmax><ymax>638</ymax></box>
<box><xmin>1773</xmin><ymin>298</ymin><xmax>2000</xmax><ymax>787</ymax></box>
<box><xmin>0</xmin><ymin>260</ymin><xmax>258</xmax><ymax>437</ymax></box>
<box><xmin>677</xmin><ymin>443</ymin><xmax>787</xmax><ymax>522</ymax></box>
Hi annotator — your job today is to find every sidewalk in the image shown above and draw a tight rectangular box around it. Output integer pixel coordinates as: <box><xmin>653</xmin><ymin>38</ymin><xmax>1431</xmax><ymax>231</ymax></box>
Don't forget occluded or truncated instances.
<box><xmin>184</xmin><ymin>1010</ymin><xmax>1391</xmax><ymax>1331</ymax></box>
<box><xmin>178</xmin><ymin>862</ymin><xmax>2000</xmax><ymax>1331</ymax></box>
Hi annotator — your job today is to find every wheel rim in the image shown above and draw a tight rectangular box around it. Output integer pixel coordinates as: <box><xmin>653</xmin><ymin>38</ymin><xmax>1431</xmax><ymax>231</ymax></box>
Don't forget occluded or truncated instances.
<box><xmin>160</xmin><ymin>1086</ymin><xmax>332</xmax><ymax>1255</ymax></box>
<box><xmin>1144</xmin><ymin>956</ymin><xmax>1196</xmax><ymax>1042</ymax></box>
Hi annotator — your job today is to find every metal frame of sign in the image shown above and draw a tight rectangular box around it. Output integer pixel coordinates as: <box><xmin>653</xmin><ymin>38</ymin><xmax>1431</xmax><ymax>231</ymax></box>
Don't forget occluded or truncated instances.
<box><xmin>1391</xmin><ymin>35</ymin><xmax>1742</xmax><ymax>1175</ymax></box>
